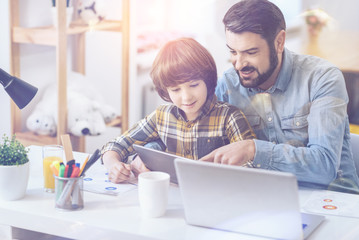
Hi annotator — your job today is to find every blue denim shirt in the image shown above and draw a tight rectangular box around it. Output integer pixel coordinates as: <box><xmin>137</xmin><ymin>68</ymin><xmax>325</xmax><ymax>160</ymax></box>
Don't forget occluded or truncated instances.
<box><xmin>216</xmin><ymin>48</ymin><xmax>359</xmax><ymax>193</ymax></box>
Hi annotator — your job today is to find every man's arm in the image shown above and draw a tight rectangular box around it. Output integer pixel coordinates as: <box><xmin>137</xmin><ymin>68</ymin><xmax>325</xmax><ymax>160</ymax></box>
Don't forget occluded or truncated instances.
<box><xmin>213</xmin><ymin>66</ymin><xmax>358</xmax><ymax>189</ymax></box>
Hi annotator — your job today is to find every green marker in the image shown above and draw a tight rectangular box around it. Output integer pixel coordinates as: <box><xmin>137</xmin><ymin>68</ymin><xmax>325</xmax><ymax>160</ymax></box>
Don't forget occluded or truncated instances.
<box><xmin>59</xmin><ymin>164</ymin><xmax>65</xmax><ymax>178</ymax></box>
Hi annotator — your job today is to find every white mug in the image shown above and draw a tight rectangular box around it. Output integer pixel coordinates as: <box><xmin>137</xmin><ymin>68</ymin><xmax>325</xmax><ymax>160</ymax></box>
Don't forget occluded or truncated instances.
<box><xmin>138</xmin><ymin>171</ymin><xmax>170</xmax><ymax>218</ymax></box>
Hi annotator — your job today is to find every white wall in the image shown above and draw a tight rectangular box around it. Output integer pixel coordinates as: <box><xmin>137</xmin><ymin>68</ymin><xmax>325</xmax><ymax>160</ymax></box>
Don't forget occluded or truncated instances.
<box><xmin>302</xmin><ymin>0</ymin><xmax>359</xmax><ymax>31</ymax></box>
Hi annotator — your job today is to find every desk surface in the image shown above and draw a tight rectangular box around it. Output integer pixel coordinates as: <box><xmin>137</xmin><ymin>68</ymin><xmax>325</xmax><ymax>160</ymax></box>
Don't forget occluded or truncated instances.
<box><xmin>286</xmin><ymin>30</ymin><xmax>359</xmax><ymax>73</ymax></box>
<box><xmin>1</xmin><ymin>146</ymin><xmax>359</xmax><ymax>240</ymax></box>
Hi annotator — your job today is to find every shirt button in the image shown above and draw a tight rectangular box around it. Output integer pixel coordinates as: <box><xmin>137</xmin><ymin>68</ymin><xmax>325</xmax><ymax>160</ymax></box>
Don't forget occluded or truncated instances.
<box><xmin>187</xmin><ymin>124</ymin><xmax>192</xmax><ymax>128</ymax></box>
<box><xmin>295</xmin><ymin>121</ymin><xmax>300</xmax><ymax>126</ymax></box>
<box><xmin>268</xmin><ymin>117</ymin><xmax>272</xmax><ymax>122</ymax></box>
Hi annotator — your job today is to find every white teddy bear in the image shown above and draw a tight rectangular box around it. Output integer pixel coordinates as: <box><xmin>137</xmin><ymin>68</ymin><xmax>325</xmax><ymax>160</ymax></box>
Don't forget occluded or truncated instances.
<box><xmin>26</xmin><ymin>73</ymin><xmax>118</xmax><ymax>137</ymax></box>
<box><xmin>26</xmin><ymin>111</ymin><xmax>57</xmax><ymax>136</ymax></box>
<box><xmin>66</xmin><ymin>91</ymin><xmax>107</xmax><ymax>136</ymax></box>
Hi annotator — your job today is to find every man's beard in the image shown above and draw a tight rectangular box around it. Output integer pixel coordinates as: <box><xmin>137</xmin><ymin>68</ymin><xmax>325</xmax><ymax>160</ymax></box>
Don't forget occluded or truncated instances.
<box><xmin>237</xmin><ymin>44</ymin><xmax>278</xmax><ymax>89</ymax></box>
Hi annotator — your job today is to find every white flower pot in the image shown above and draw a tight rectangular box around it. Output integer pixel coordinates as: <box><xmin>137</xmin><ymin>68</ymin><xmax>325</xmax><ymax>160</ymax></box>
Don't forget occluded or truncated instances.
<box><xmin>0</xmin><ymin>162</ymin><xmax>30</xmax><ymax>201</ymax></box>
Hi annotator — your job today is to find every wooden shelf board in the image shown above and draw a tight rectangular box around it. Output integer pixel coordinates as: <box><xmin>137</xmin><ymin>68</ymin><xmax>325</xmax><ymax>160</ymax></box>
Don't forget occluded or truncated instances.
<box><xmin>15</xmin><ymin>131</ymin><xmax>85</xmax><ymax>152</ymax></box>
<box><xmin>15</xmin><ymin>131</ymin><xmax>58</xmax><ymax>147</ymax></box>
<box><xmin>12</xmin><ymin>20</ymin><xmax>122</xmax><ymax>46</ymax></box>
<box><xmin>71</xmin><ymin>20</ymin><xmax>123</xmax><ymax>32</ymax></box>
<box><xmin>106</xmin><ymin>116</ymin><xmax>122</xmax><ymax>128</ymax></box>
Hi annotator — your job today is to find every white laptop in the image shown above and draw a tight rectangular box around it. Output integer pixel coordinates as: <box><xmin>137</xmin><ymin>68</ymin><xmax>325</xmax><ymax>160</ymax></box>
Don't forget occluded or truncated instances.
<box><xmin>174</xmin><ymin>158</ymin><xmax>325</xmax><ymax>240</ymax></box>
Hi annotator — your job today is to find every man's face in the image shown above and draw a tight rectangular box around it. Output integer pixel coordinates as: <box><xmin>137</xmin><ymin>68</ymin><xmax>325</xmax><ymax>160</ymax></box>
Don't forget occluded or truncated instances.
<box><xmin>225</xmin><ymin>30</ymin><xmax>279</xmax><ymax>89</ymax></box>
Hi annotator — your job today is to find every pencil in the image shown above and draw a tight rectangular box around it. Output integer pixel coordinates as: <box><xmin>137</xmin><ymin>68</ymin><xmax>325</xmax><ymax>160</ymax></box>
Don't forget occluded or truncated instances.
<box><xmin>79</xmin><ymin>154</ymin><xmax>90</xmax><ymax>177</ymax></box>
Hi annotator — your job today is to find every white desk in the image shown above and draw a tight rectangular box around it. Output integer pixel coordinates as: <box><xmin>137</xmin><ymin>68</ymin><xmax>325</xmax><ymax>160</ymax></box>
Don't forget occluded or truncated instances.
<box><xmin>1</xmin><ymin>146</ymin><xmax>359</xmax><ymax>240</ymax></box>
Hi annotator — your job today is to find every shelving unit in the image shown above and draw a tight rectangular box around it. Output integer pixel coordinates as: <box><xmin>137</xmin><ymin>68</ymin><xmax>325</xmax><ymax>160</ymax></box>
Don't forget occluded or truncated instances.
<box><xmin>9</xmin><ymin>0</ymin><xmax>129</xmax><ymax>151</ymax></box>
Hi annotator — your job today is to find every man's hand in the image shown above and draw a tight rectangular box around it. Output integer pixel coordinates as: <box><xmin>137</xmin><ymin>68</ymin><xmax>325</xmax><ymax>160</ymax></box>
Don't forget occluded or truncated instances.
<box><xmin>200</xmin><ymin>140</ymin><xmax>255</xmax><ymax>166</ymax></box>
<box><xmin>103</xmin><ymin>151</ymin><xmax>131</xmax><ymax>183</ymax></box>
<box><xmin>130</xmin><ymin>155</ymin><xmax>150</xmax><ymax>177</ymax></box>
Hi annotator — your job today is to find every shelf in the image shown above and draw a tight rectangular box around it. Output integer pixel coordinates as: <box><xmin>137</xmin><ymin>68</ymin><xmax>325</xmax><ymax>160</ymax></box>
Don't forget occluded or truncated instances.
<box><xmin>15</xmin><ymin>131</ymin><xmax>84</xmax><ymax>151</ymax></box>
<box><xmin>12</xmin><ymin>20</ymin><xmax>123</xmax><ymax>46</ymax></box>
<box><xmin>106</xmin><ymin>116</ymin><xmax>122</xmax><ymax>128</ymax></box>
<box><xmin>15</xmin><ymin>131</ymin><xmax>57</xmax><ymax>146</ymax></box>
<box><xmin>15</xmin><ymin>115</ymin><xmax>122</xmax><ymax>148</ymax></box>
<box><xmin>9</xmin><ymin>0</ymin><xmax>129</xmax><ymax>152</ymax></box>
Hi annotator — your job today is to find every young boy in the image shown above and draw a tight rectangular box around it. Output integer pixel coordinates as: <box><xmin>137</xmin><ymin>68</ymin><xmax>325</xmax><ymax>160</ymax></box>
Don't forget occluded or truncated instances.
<box><xmin>101</xmin><ymin>38</ymin><xmax>255</xmax><ymax>183</ymax></box>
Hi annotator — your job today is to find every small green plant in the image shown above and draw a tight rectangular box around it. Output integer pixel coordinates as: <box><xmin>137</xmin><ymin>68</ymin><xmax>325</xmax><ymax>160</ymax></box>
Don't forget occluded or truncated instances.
<box><xmin>0</xmin><ymin>135</ymin><xmax>29</xmax><ymax>166</ymax></box>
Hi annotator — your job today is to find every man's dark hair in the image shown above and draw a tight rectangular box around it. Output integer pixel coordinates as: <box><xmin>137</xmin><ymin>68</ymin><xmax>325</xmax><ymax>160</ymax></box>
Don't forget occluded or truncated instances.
<box><xmin>223</xmin><ymin>0</ymin><xmax>286</xmax><ymax>44</ymax></box>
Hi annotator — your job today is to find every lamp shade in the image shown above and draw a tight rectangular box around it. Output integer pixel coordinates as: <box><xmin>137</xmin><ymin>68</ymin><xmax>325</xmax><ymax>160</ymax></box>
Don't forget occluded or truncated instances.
<box><xmin>0</xmin><ymin>68</ymin><xmax>38</xmax><ymax>109</ymax></box>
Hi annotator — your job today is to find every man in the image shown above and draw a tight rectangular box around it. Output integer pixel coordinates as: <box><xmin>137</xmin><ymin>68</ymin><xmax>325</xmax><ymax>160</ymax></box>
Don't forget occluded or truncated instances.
<box><xmin>201</xmin><ymin>0</ymin><xmax>359</xmax><ymax>193</ymax></box>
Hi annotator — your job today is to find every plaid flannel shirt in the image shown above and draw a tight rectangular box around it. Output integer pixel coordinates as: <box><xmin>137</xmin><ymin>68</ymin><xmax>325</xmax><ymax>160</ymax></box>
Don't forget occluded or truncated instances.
<box><xmin>101</xmin><ymin>95</ymin><xmax>255</xmax><ymax>162</ymax></box>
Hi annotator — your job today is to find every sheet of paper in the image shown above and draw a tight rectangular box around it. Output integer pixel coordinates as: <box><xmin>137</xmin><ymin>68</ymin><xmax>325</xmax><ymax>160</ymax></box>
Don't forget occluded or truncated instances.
<box><xmin>82</xmin><ymin>162</ymin><xmax>137</xmax><ymax>196</ymax></box>
<box><xmin>303</xmin><ymin>190</ymin><xmax>359</xmax><ymax>218</ymax></box>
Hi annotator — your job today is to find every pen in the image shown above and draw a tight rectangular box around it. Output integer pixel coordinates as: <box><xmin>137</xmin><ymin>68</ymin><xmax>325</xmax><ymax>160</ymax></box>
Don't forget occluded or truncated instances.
<box><xmin>79</xmin><ymin>154</ymin><xmax>90</xmax><ymax>177</ymax></box>
<box><xmin>56</xmin><ymin>179</ymin><xmax>76</xmax><ymax>207</ymax></box>
<box><xmin>80</xmin><ymin>149</ymin><xmax>101</xmax><ymax>177</ymax></box>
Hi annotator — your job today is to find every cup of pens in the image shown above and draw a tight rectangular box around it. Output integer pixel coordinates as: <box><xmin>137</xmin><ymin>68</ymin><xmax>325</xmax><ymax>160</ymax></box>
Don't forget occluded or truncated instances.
<box><xmin>54</xmin><ymin>175</ymin><xmax>84</xmax><ymax>211</ymax></box>
<box><xmin>50</xmin><ymin>145</ymin><xmax>101</xmax><ymax>211</ymax></box>
<box><xmin>52</xmin><ymin>158</ymin><xmax>84</xmax><ymax>210</ymax></box>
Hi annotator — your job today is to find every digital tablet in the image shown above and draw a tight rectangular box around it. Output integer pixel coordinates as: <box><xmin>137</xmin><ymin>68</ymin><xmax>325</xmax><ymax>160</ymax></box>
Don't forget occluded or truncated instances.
<box><xmin>132</xmin><ymin>144</ymin><xmax>189</xmax><ymax>184</ymax></box>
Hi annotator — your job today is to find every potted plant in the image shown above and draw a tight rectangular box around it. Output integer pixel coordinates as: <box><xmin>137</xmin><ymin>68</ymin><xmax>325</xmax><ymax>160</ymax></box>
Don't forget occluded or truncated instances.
<box><xmin>0</xmin><ymin>134</ymin><xmax>30</xmax><ymax>201</ymax></box>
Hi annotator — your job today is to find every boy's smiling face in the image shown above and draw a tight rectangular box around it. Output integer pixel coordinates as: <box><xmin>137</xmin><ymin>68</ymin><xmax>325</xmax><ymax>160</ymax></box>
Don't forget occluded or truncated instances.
<box><xmin>167</xmin><ymin>79</ymin><xmax>208</xmax><ymax>121</ymax></box>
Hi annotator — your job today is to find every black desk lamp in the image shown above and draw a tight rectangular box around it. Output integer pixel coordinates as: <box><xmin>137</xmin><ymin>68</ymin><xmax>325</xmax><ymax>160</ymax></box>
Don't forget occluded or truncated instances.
<box><xmin>0</xmin><ymin>68</ymin><xmax>38</xmax><ymax>109</ymax></box>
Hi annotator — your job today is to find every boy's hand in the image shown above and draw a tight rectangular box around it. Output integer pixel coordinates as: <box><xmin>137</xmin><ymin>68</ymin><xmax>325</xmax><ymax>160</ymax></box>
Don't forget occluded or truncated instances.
<box><xmin>103</xmin><ymin>151</ymin><xmax>132</xmax><ymax>183</ymax></box>
<box><xmin>200</xmin><ymin>140</ymin><xmax>255</xmax><ymax>166</ymax></box>
<box><xmin>130</xmin><ymin>155</ymin><xmax>150</xmax><ymax>177</ymax></box>
<box><xmin>107</xmin><ymin>162</ymin><xmax>132</xmax><ymax>183</ymax></box>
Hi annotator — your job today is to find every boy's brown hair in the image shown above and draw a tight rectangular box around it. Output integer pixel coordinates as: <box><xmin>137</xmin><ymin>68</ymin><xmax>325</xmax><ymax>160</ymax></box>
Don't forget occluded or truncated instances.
<box><xmin>151</xmin><ymin>38</ymin><xmax>217</xmax><ymax>102</ymax></box>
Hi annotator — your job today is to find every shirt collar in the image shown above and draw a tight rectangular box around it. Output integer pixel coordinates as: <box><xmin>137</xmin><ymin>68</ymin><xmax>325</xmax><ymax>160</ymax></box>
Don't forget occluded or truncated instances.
<box><xmin>175</xmin><ymin>94</ymin><xmax>217</xmax><ymax>122</ymax></box>
<box><xmin>275</xmin><ymin>48</ymin><xmax>293</xmax><ymax>92</ymax></box>
<box><xmin>248</xmin><ymin>48</ymin><xmax>293</xmax><ymax>94</ymax></box>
